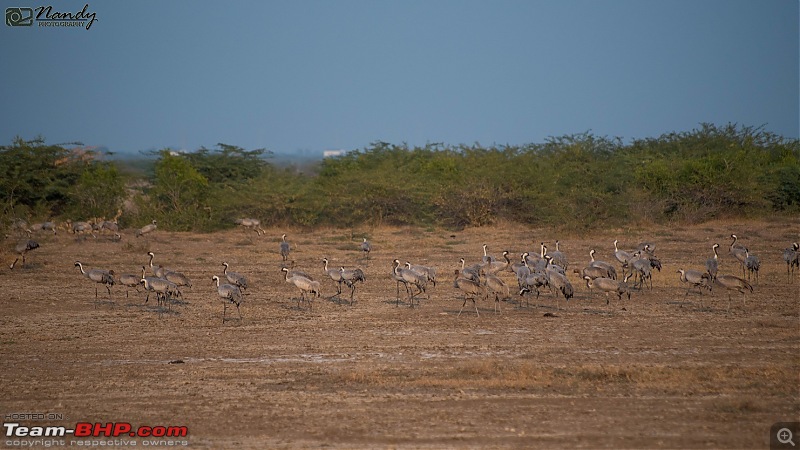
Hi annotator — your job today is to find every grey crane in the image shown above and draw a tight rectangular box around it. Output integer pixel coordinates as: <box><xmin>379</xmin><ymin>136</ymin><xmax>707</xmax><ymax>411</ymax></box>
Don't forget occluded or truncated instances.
<box><xmin>393</xmin><ymin>259</ymin><xmax>428</xmax><ymax>307</ymax></box>
<box><xmin>526</xmin><ymin>243</ymin><xmax>548</xmax><ymax>272</ymax></box>
<box><xmin>713</xmin><ymin>274</ymin><xmax>753</xmax><ymax>312</ymax></box>
<box><xmin>637</xmin><ymin>242</ymin><xmax>656</xmax><ymax>255</ymax></box>
<box><xmin>71</xmin><ymin>221</ymin><xmax>96</xmax><ymax>239</ymax></box>
<box><xmin>74</xmin><ymin>261</ymin><xmax>114</xmax><ymax>301</ymax></box>
<box><xmin>480</xmin><ymin>269</ymin><xmax>508</xmax><ymax>313</ymax></box>
<box><xmin>458</xmin><ymin>258</ymin><xmax>481</xmax><ymax>283</ymax></box>
<box><xmin>481</xmin><ymin>251</ymin><xmax>510</xmax><ymax>275</ymax></box>
<box><xmin>630</xmin><ymin>253</ymin><xmax>653</xmax><ymax>290</ymax></box>
<box><xmin>281</xmin><ymin>267</ymin><xmax>320</xmax><ymax>310</ymax></box>
<box><xmin>583</xmin><ymin>275</ymin><xmax>631</xmax><ymax>305</ymax></box>
<box><xmin>518</xmin><ymin>271</ymin><xmax>549</xmax><ymax>307</ymax></box>
<box><xmin>676</xmin><ymin>269</ymin><xmax>712</xmax><ymax>306</ymax></box>
<box><xmin>546</xmin><ymin>270</ymin><xmax>574</xmax><ymax>310</ymax></box>
<box><xmin>405</xmin><ymin>261</ymin><xmax>437</xmax><ymax>287</ymax></box>
<box><xmin>481</xmin><ymin>244</ymin><xmax>495</xmax><ymax>263</ymax></box>
<box><xmin>588</xmin><ymin>249</ymin><xmax>617</xmax><ymax>280</ymax></box>
<box><xmin>9</xmin><ymin>239</ymin><xmax>39</xmax><ymax>269</ymax></box>
<box><xmin>285</xmin><ymin>263</ymin><xmax>314</xmax><ymax>281</ymax></box>
<box><xmin>339</xmin><ymin>266</ymin><xmax>366</xmax><ymax>304</ymax></box>
<box><xmin>221</xmin><ymin>262</ymin><xmax>248</xmax><ymax>291</ymax></box>
<box><xmin>729</xmin><ymin>234</ymin><xmax>748</xmax><ymax>276</ymax></box>
<box><xmin>510</xmin><ymin>252</ymin><xmax>530</xmax><ymax>278</ymax></box>
<box><xmin>390</xmin><ymin>259</ymin><xmax>409</xmax><ymax>306</ymax></box>
<box><xmin>783</xmin><ymin>242</ymin><xmax>799</xmax><ymax>283</ymax></box>
<box><xmin>360</xmin><ymin>238</ymin><xmax>371</xmax><ymax>259</ymax></box>
<box><xmin>135</xmin><ymin>220</ymin><xmax>157</xmax><ymax>238</ymax></box>
<box><xmin>30</xmin><ymin>221</ymin><xmax>57</xmax><ymax>235</ymax></box>
<box><xmin>234</xmin><ymin>218</ymin><xmax>264</xmax><ymax>236</ymax></box>
<box><xmin>279</xmin><ymin>233</ymin><xmax>290</xmax><ymax>261</ymax></box>
<box><xmin>146</xmin><ymin>252</ymin><xmax>171</xmax><ymax>278</ymax></box>
<box><xmin>140</xmin><ymin>277</ymin><xmax>179</xmax><ymax>308</ymax></box>
<box><xmin>118</xmin><ymin>272</ymin><xmax>142</xmax><ymax>298</ymax></box>
<box><xmin>706</xmin><ymin>243</ymin><xmax>720</xmax><ymax>281</ymax></box>
<box><xmin>547</xmin><ymin>240</ymin><xmax>568</xmax><ymax>270</ymax></box>
<box><xmin>211</xmin><ymin>275</ymin><xmax>243</xmax><ymax>322</ymax></box>
<box><xmin>140</xmin><ymin>266</ymin><xmax>168</xmax><ymax>305</ymax></box>
<box><xmin>322</xmin><ymin>258</ymin><xmax>345</xmax><ymax>295</ymax></box>
<box><xmin>575</xmin><ymin>265</ymin><xmax>614</xmax><ymax>282</ymax></box>
<box><xmin>613</xmin><ymin>240</ymin><xmax>634</xmax><ymax>274</ymax></box>
<box><xmin>744</xmin><ymin>251</ymin><xmax>760</xmax><ymax>284</ymax></box>
<box><xmin>163</xmin><ymin>269</ymin><xmax>192</xmax><ymax>296</ymax></box>
<box><xmin>453</xmin><ymin>270</ymin><xmax>486</xmax><ymax>317</ymax></box>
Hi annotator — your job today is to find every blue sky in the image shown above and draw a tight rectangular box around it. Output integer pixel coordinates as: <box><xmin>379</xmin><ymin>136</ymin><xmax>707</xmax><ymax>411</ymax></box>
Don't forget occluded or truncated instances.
<box><xmin>1</xmin><ymin>0</ymin><xmax>797</xmax><ymax>154</ymax></box>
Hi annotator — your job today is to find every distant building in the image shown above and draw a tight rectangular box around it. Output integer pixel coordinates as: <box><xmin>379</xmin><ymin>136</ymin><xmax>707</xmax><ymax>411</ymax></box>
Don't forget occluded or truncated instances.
<box><xmin>323</xmin><ymin>150</ymin><xmax>346</xmax><ymax>158</ymax></box>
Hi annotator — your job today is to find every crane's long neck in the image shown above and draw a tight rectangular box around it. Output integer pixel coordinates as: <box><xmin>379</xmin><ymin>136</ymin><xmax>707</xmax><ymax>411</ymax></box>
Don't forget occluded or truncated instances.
<box><xmin>223</xmin><ymin>263</ymin><xmax>228</xmax><ymax>275</ymax></box>
<box><xmin>141</xmin><ymin>266</ymin><xmax>146</xmax><ymax>279</ymax></box>
<box><xmin>614</xmin><ymin>240</ymin><xmax>619</xmax><ymax>251</ymax></box>
<box><xmin>555</xmin><ymin>241</ymin><xmax>561</xmax><ymax>252</ymax></box>
<box><xmin>76</xmin><ymin>262</ymin><xmax>85</xmax><ymax>274</ymax></box>
<box><xmin>540</xmin><ymin>243</ymin><xmax>545</xmax><ymax>257</ymax></box>
<box><xmin>590</xmin><ymin>249</ymin><xmax>596</xmax><ymax>262</ymax></box>
<box><xmin>460</xmin><ymin>259</ymin><xmax>465</xmax><ymax>270</ymax></box>
<box><xmin>503</xmin><ymin>252</ymin><xmax>511</xmax><ymax>264</ymax></box>
<box><xmin>730</xmin><ymin>236</ymin><xmax>737</xmax><ymax>250</ymax></box>
<box><xmin>483</xmin><ymin>245</ymin><xmax>488</xmax><ymax>257</ymax></box>
<box><xmin>148</xmin><ymin>253</ymin><xmax>154</xmax><ymax>268</ymax></box>
<box><xmin>213</xmin><ymin>277</ymin><xmax>220</xmax><ymax>287</ymax></box>
<box><xmin>323</xmin><ymin>259</ymin><xmax>329</xmax><ymax>271</ymax></box>
<box><xmin>713</xmin><ymin>246</ymin><xmax>718</xmax><ymax>259</ymax></box>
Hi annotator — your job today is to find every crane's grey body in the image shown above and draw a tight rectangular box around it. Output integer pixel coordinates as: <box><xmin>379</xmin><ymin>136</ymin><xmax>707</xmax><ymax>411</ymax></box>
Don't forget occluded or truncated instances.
<box><xmin>729</xmin><ymin>234</ymin><xmax>749</xmax><ymax>276</ymax></box>
<box><xmin>235</xmin><ymin>218</ymin><xmax>264</xmax><ymax>236</ymax></box>
<box><xmin>71</xmin><ymin>221</ymin><xmax>96</xmax><ymax>239</ymax></box>
<box><xmin>676</xmin><ymin>269</ymin><xmax>712</xmax><ymax>305</ymax></box>
<box><xmin>360</xmin><ymin>238</ymin><xmax>371</xmax><ymax>259</ymax></box>
<box><xmin>339</xmin><ymin>267</ymin><xmax>366</xmax><ymax>304</ymax></box>
<box><xmin>546</xmin><ymin>269</ymin><xmax>573</xmax><ymax>310</ymax></box>
<box><xmin>783</xmin><ymin>243</ymin><xmax>799</xmax><ymax>283</ymax></box>
<box><xmin>118</xmin><ymin>272</ymin><xmax>141</xmax><ymax>298</ymax></box>
<box><xmin>135</xmin><ymin>220</ymin><xmax>157</xmax><ymax>238</ymax></box>
<box><xmin>453</xmin><ymin>270</ymin><xmax>486</xmax><ymax>317</ymax></box>
<box><xmin>547</xmin><ymin>240</ymin><xmax>568</xmax><ymax>271</ymax></box>
<box><xmin>281</xmin><ymin>267</ymin><xmax>320</xmax><ymax>310</ymax></box>
<box><xmin>613</xmin><ymin>240</ymin><xmax>634</xmax><ymax>274</ymax></box>
<box><xmin>393</xmin><ymin>259</ymin><xmax>428</xmax><ymax>307</ymax></box>
<box><xmin>222</xmin><ymin>262</ymin><xmax>248</xmax><ymax>291</ymax></box>
<box><xmin>30</xmin><ymin>221</ymin><xmax>57</xmax><ymax>235</ymax></box>
<box><xmin>480</xmin><ymin>270</ymin><xmax>508</xmax><ymax>313</ymax></box>
<box><xmin>10</xmin><ymin>239</ymin><xmax>39</xmax><ymax>269</ymax></box>
<box><xmin>584</xmin><ymin>275</ymin><xmax>631</xmax><ymax>305</ymax></box>
<box><xmin>588</xmin><ymin>249</ymin><xmax>617</xmax><ymax>280</ymax></box>
<box><xmin>405</xmin><ymin>262</ymin><xmax>437</xmax><ymax>287</ymax></box>
<box><xmin>279</xmin><ymin>234</ymin><xmax>290</xmax><ymax>261</ymax></box>
<box><xmin>323</xmin><ymin>258</ymin><xmax>345</xmax><ymax>295</ymax></box>
<box><xmin>713</xmin><ymin>274</ymin><xmax>753</xmax><ymax>312</ymax></box>
<box><xmin>212</xmin><ymin>276</ymin><xmax>242</xmax><ymax>322</ymax></box>
<box><xmin>744</xmin><ymin>251</ymin><xmax>760</xmax><ymax>284</ymax></box>
<box><xmin>140</xmin><ymin>277</ymin><xmax>179</xmax><ymax>307</ymax></box>
<box><xmin>706</xmin><ymin>244</ymin><xmax>719</xmax><ymax>281</ymax></box>
<box><xmin>75</xmin><ymin>261</ymin><xmax>114</xmax><ymax>302</ymax></box>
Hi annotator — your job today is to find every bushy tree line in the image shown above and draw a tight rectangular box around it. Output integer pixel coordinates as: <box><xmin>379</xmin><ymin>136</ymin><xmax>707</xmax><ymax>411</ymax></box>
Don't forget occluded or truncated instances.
<box><xmin>2</xmin><ymin>124</ymin><xmax>798</xmax><ymax>234</ymax></box>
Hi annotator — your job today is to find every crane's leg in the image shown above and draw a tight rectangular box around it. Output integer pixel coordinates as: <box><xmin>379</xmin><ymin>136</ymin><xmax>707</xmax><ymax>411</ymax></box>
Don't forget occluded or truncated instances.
<box><xmin>222</xmin><ymin>303</ymin><xmax>227</xmax><ymax>323</ymax></box>
<box><xmin>473</xmin><ymin>297</ymin><xmax>480</xmax><ymax>317</ymax></box>
<box><xmin>458</xmin><ymin>296</ymin><xmax>467</xmax><ymax>317</ymax></box>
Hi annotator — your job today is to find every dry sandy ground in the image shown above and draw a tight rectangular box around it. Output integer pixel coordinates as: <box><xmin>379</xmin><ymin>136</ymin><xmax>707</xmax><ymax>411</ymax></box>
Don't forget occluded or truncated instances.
<box><xmin>1</xmin><ymin>219</ymin><xmax>798</xmax><ymax>449</ymax></box>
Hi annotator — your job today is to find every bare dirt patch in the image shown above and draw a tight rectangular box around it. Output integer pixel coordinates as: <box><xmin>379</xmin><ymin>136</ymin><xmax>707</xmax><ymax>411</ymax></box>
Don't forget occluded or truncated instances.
<box><xmin>1</xmin><ymin>219</ymin><xmax>798</xmax><ymax>448</ymax></box>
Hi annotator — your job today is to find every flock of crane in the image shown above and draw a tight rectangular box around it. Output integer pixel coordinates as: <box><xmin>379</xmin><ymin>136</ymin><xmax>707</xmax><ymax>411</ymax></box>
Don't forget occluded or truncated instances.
<box><xmin>6</xmin><ymin>216</ymin><xmax>800</xmax><ymax>321</ymax></box>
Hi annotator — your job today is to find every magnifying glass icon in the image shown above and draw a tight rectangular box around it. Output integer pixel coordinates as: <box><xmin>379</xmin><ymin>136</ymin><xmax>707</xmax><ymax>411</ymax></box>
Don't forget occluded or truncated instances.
<box><xmin>778</xmin><ymin>428</ymin><xmax>795</xmax><ymax>446</ymax></box>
